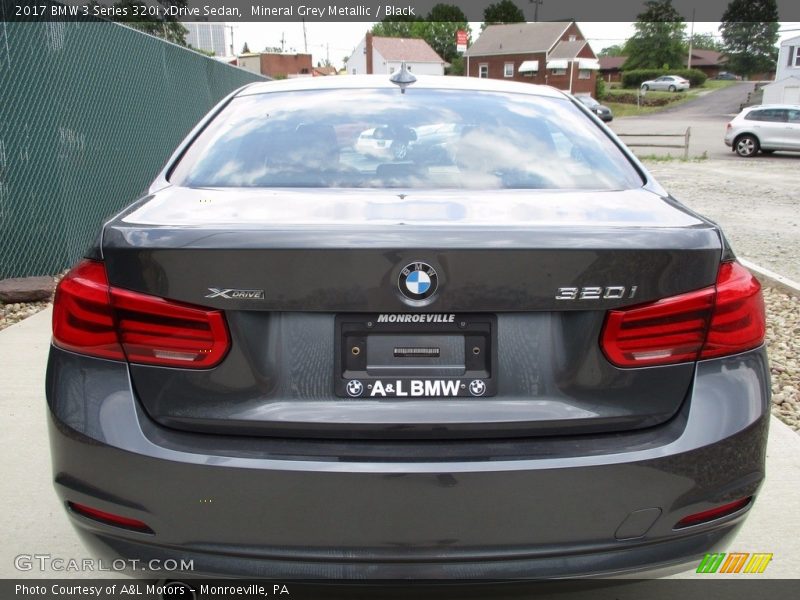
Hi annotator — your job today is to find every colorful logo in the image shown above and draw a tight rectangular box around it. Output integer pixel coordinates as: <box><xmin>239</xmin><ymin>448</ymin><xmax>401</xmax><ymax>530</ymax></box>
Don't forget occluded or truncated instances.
<box><xmin>696</xmin><ymin>552</ymin><xmax>773</xmax><ymax>574</ymax></box>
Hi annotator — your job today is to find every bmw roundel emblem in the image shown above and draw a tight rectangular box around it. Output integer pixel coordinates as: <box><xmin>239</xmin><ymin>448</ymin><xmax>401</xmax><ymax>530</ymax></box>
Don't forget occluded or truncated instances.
<box><xmin>399</xmin><ymin>262</ymin><xmax>438</xmax><ymax>301</ymax></box>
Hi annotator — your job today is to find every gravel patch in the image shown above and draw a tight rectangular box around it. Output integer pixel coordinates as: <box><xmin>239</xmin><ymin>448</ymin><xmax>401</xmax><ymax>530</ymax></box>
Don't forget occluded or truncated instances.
<box><xmin>764</xmin><ymin>285</ymin><xmax>800</xmax><ymax>432</ymax></box>
<box><xmin>0</xmin><ymin>300</ymin><xmax>51</xmax><ymax>331</ymax></box>
<box><xmin>644</xmin><ymin>158</ymin><xmax>800</xmax><ymax>282</ymax></box>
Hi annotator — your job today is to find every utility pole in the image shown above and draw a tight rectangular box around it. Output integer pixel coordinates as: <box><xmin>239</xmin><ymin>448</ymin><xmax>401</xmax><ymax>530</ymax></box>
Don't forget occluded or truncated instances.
<box><xmin>687</xmin><ymin>8</ymin><xmax>695</xmax><ymax>68</ymax></box>
<box><xmin>302</xmin><ymin>19</ymin><xmax>308</xmax><ymax>54</ymax></box>
<box><xmin>280</xmin><ymin>32</ymin><xmax>286</xmax><ymax>53</ymax></box>
<box><xmin>530</xmin><ymin>0</ymin><xmax>544</xmax><ymax>22</ymax></box>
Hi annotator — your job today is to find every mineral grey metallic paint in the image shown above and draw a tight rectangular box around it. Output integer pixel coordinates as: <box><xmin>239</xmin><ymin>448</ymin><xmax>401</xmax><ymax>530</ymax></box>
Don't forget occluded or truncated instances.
<box><xmin>47</xmin><ymin>346</ymin><xmax>769</xmax><ymax>577</ymax></box>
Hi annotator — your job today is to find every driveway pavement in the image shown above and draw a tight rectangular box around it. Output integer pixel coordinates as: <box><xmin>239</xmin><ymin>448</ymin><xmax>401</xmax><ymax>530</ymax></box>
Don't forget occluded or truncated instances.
<box><xmin>1</xmin><ymin>309</ymin><xmax>798</xmax><ymax>579</ymax></box>
<box><xmin>609</xmin><ymin>81</ymin><xmax>762</xmax><ymax>160</ymax></box>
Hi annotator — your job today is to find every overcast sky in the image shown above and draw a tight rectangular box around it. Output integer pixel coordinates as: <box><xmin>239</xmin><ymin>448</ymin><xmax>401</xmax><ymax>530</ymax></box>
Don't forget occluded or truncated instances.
<box><xmin>230</xmin><ymin>21</ymin><xmax>800</xmax><ymax>68</ymax></box>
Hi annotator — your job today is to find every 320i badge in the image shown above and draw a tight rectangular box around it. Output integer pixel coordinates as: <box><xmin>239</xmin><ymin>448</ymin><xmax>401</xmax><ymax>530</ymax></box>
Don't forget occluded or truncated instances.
<box><xmin>47</xmin><ymin>71</ymin><xmax>769</xmax><ymax>580</ymax></box>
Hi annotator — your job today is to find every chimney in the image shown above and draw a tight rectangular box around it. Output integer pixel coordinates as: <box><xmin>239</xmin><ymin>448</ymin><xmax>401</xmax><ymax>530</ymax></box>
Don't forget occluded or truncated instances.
<box><xmin>365</xmin><ymin>32</ymin><xmax>373</xmax><ymax>74</ymax></box>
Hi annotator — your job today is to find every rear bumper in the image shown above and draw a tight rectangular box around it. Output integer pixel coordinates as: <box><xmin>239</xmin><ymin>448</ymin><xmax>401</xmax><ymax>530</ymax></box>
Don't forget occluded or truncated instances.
<box><xmin>47</xmin><ymin>345</ymin><xmax>770</xmax><ymax>579</ymax></box>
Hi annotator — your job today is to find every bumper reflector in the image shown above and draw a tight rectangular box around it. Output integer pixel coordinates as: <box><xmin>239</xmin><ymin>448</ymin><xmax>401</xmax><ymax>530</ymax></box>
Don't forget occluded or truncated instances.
<box><xmin>674</xmin><ymin>497</ymin><xmax>752</xmax><ymax>529</ymax></box>
<box><xmin>68</xmin><ymin>501</ymin><xmax>154</xmax><ymax>533</ymax></box>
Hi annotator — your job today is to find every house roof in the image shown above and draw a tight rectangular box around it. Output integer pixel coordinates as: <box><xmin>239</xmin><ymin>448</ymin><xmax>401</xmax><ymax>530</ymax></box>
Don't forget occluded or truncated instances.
<box><xmin>548</xmin><ymin>39</ymin><xmax>587</xmax><ymax>60</ymax></box>
<box><xmin>371</xmin><ymin>36</ymin><xmax>444</xmax><ymax>63</ymax></box>
<box><xmin>312</xmin><ymin>66</ymin><xmax>338</xmax><ymax>76</ymax></box>
<box><xmin>465</xmin><ymin>22</ymin><xmax>571</xmax><ymax>57</ymax></box>
<box><xmin>689</xmin><ymin>49</ymin><xmax>726</xmax><ymax>67</ymax></box>
<box><xmin>598</xmin><ymin>56</ymin><xmax>626</xmax><ymax>70</ymax></box>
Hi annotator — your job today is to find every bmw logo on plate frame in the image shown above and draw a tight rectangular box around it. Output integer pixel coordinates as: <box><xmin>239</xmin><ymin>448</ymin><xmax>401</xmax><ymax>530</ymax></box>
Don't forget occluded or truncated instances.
<box><xmin>398</xmin><ymin>262</ymin><xmax>439</xmax><ymax>301</ymax></box>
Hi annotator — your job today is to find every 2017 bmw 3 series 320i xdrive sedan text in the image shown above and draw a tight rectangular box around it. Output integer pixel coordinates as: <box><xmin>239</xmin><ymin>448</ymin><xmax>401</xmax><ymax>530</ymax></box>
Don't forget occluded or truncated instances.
<box><xmin>47</xmin><ymin>72</ymin><xmax>769</xmax><ymax>580</ymax></box>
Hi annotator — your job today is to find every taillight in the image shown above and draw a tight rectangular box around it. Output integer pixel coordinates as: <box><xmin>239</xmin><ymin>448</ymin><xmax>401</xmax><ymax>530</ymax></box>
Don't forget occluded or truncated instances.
<box><xmin>601</xmin><ymin>261</ymin><xmax>765</xmax><ymax>368</ymax></box>
<box><xmin>53</xmin><ymin>260</ymin><xmax>229</xmax><ymax>368</ymax></box>
<box><xmin>52</xmin><ymin>260</ymin><xmax>125</xmax><ymax>361</ymax></box>
<box><xmin>701</xmin><ymin>261</ymin><xmax>766</xmax><ymax>359</ymax></box>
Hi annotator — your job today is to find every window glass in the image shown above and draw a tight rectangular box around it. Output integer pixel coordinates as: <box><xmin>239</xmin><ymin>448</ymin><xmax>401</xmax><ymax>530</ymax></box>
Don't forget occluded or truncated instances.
<box><xmin>746</xmin><ymin>109</ymin><xmax>787</xmax><ymax>122</ymax></box>
<box><xmin>504</xmin><ymin>63</ymin><xmax>514</xmax><ymax>77</ymax></box>
<box><xmin>170</xmin><ymin>88</ymin><xmax>643</xmax><ymax>191</ymax></box>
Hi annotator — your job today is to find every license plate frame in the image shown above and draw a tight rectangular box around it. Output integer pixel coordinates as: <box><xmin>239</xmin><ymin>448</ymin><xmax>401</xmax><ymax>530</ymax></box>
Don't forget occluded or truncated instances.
<box><xmin>334</xmin><ymin>313</ymin><xmax>496</xmax><ymax>399</ymax></box>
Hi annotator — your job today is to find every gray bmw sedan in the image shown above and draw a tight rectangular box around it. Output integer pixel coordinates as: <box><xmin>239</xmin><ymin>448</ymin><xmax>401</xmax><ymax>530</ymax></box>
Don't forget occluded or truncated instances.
<box><xmin>47</xmin><ymin>74</ymin><xmax>769</xmax><ymax>579</ymax></box>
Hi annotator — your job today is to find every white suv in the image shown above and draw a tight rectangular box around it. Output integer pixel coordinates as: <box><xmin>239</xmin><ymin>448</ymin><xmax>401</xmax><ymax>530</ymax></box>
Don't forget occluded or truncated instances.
<box><xmin>725</xmin><ymin>104</ymin><xmax>800</xmax><ymax>157</ymax></box>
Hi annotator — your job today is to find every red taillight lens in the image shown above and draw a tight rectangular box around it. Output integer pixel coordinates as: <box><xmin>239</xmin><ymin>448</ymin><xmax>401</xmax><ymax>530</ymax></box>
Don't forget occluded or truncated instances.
<box><xmin>674</xmin><ymin>497</ymin><xmax>752</xmax><ymax>528</ymax></box>
<box><xmin>68</xmin><ymin>501</ymin><xmax>153</xmax><ymax>533</ymax></box>
<box><xmin>601</xmin><ymin>261</ymin><xmax>765</xmax><ymax>368</ymax></box>
<box><xmin>601</xmin><ymin>286</ymin><xmax>715</xmax><ymax>367</ymax></box>
<box><xmin>110</xmin><ymin>287</ymin><xmax>229</xmax><ymax>367</ymax></box>
<box><xmin>52</xmin><ymin>261</ymin><xmax>125</xmax><ymax>361</ymax></box>
<box><xmin>701</xmin><ymin>261</ymin><xmax>765</xmax><ymax>359</ymax></box>
<box><xmin>53</xmin><ymin>260</ymin><xmax>229</xmax><ymax>368</ymax></box>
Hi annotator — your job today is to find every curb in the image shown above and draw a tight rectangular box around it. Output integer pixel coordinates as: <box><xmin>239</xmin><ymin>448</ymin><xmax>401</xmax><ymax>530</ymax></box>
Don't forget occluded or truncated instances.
<box><xmin>739</xmin><ymin>258</ymin><xmax>800</xmax><ymax>296</ymax></box>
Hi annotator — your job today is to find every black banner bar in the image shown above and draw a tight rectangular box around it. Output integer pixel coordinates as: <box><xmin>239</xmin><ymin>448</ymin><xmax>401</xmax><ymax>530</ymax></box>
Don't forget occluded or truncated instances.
<box><xmin>3</xmin><ymin>0</ymin><xmax>800</xmax><ymax>23</ymax></box>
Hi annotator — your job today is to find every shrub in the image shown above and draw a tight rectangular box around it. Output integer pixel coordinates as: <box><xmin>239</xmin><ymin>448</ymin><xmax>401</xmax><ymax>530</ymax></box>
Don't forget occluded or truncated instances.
<box><xmin>595</xmin><ymin>77</ymin><xmax>606</xmax><ymax>100</ymax></box>
<box><xmin>622</xmin><ymin>69</ymin><xmax>664</xmax><ymax>88</ymax></box>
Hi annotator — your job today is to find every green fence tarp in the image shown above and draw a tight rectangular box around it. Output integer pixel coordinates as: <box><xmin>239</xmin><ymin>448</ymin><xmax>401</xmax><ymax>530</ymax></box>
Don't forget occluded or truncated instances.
<box><xmin>0</xmin><ymin>17</ymin><xmax>264</xmax><ymax>278</ymax></box>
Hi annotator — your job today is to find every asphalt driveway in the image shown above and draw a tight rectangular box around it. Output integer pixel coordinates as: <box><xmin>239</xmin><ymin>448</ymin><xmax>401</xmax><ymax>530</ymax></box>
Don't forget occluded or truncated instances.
<box><xmin>1</xmin><ymin>308</ymin><xmax>799</xmax><ymax>579</ymax></box>
<box><xmin>609</xmin><ymin>81</ymin><xmax>772</xmax><ymax>160</ymax></box>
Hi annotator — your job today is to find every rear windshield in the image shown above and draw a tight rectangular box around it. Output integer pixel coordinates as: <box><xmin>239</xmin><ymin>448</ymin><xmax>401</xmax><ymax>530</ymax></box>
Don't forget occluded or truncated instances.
<box><xmin>170</xmin><ymin>88</ymin><xmax>643</xmax><ymax>190</ymax></box>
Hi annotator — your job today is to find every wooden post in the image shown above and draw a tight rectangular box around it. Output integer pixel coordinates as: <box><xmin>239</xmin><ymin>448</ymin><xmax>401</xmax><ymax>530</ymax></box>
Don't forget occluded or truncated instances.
<box><xmin>684</xmin><ymin>127</ymin><xmax>691</xmax><ymax>160</ymax></box>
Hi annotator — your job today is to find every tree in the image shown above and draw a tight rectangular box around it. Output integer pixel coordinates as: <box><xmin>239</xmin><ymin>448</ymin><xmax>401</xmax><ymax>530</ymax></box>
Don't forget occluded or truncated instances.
<box><xmin>482</xmin><ymin>0</ymin><xmax>525</xmax><ymax>28</ymax></box>
<box><xmin>688</xmin><ymin>33</ymin><xmax>722</xmax><ymax>52</ymax></box>
<box><xmin>622</xmin><ymin>0</ymin><xmax>686</xmax><ymax>70</ymax></box>
<box><xmin>720</xmin><ymin>0</ymin><xmax>779</xmax><ymax>78</ymax></box>
<box><xmin>109</xmin><ymin>1</ymin><xmax>188</xmax><ymax>46</ymax></box>
<box><xmin>241</xmin><ymin>42</ymin><xmax>251</xmax><ymax>54</ymax></box>
<box><xmin>371</xmin><ymin>20</ymin><xmax>422</xmax><ymax>39</ymax></box>
<box><xmin>598</xmin><ymin>44</ymin><xmax>625</xmax><ymax>57</ymax></box>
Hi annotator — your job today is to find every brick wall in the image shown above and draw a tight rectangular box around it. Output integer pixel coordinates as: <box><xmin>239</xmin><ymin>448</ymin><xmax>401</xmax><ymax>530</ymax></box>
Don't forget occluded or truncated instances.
<box><xmin>259</xmin><ymin>53</ymin><xmax>313</xmax><ymax>78</ymax></box>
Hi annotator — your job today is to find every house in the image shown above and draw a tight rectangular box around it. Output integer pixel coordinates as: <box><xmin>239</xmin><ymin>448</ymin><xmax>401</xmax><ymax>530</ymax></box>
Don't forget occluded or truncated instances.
<box><xmin>598</xmin><ymin>56</ymin><xmax>626</xmax><ymax>83</ymax></box>
<box><xmin>464</xmin><ymin>22</ymin><xmax>599</xmax><ymax>95</ymax></box>
<box><xmin>347</xmin><ymin>33</ymin><xmax>445</xmax><ymax>76</ymax></box>
<box><xmin>687</xmin><ymin>49</ymin><xmax>727</xmax><ymax>79</ymax></box>
<box><xmin>762</xmin><ymin>35</ymin><xmax>800</xmax><ymax>104</ymax></box>
<box><xmin>236</xmin><ymin>52</ymin><xmax>313</xmax><ymax>78</ymax></box>
<box><xmin>236</xmin><ymin>52</ymin><xmax>262</xmax><ymax>74</ymax></box>
<box><xmin>313</xmin><ymin>65</ymin><xmax>338</xmax><ymax>77</ymax></box>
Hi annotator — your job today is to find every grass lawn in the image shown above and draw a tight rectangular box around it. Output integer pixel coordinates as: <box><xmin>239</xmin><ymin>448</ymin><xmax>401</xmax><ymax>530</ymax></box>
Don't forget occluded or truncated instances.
<box><xmin>603</xmin><ymin>80</ymin><xmax>738</xmax><ymax>117</ymax></box>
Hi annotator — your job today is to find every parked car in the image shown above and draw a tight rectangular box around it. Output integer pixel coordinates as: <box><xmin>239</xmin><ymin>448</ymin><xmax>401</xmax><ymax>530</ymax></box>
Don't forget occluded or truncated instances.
<box><xmin>47</xmin><ymin>73</ymin><xmax>769</xmax><ymax>580</ymax></box>
<box><xmin>574</xmin><ymin>93</ymin><xmax>614</xmax><ymax>122</ymax></box>
<box><xmin>640</xmin><ymin>75</ymin><xmax>690</xmax><ymax>92</ymax></box>
<box><xmin>716</xmin><ymin>71</ymin><xmax>739</xmax><ymax>81</ymax></box>
<box><xmin>725</xmin><ymin>104</ymin><xmax>800</xmax><ymax>157</ymax></box>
